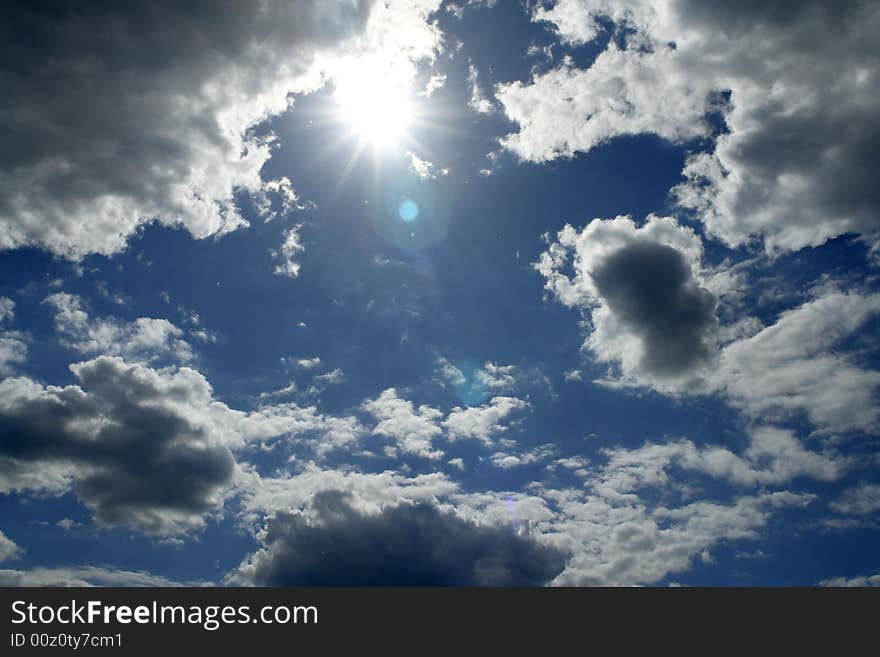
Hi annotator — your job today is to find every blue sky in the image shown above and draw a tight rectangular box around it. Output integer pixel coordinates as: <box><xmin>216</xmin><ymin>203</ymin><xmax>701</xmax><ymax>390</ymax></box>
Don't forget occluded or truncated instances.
<box><xmin>1</xmin><ymin>0</ymin><xmax>879</xmax><ymax>586</ymax></box>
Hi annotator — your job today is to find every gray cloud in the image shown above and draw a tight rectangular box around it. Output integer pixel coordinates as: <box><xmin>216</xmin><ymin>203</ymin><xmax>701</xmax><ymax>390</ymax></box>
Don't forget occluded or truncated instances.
<box><xmin>0</xmin><ymin>0</ymin><xmax>372</xmax><ymax>257</ymax></box>
<box><xmin>0</xmin><ymin>357</ymin><xmax>236</xmax><ymax>534</ymax></box>
<box><xmin>234</xmin><ymin>490</ymin><xmax>568</xmax><ymax>586</ymax></box>
<box><xmin>591</xmin><ymin>241</ymin><xmax>718</xmax><ymax>378</ymax></box>
<box><xmin>505</xmin><ymin>0</ymin><xmax>880</xmax><ymax>251</ymax></box>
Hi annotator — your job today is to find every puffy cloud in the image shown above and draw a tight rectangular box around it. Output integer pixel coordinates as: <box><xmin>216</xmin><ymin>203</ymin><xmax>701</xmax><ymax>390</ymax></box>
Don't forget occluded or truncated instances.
<box><xmin>0</xmin><ymin>297</ymin><xmax>27</xmax><ymax>375</ymax></box>
<box><xmin>0</xmin><ymin>332</ymin><xmax>28</xmax><ymax>376</ymax></box>
<box><xmin>712</xmin><ymin>291</ymin><xmax>880</xmax><ymax>434</ymax></box>
<box><xmin>0</xmin><ymin>357</ymin><xmax>237</xmax><ymax>534</ymax></box>
<box><xmin>0</xmin><ymin>356</ymin><xmax>366</xmax><ymax>533</ymax></box>
<box><xmin>362</xmin><ymin>388</ymin><xmax>444</xmax><ymax>459</ymax></box>
<box><xmin>497</xmin><ymin>45</ymin><xmax>710</xmax><ymax>162</ymax></box>
<box><xmin>237</xmin><ymin>463</ymin><xmax>460</xmax><ymax>522</ymax></box>
<box><xmin>0</xmin><ymin>0</ymin><xmax>447</xmax><ymax>259</ymax></box>
<box><xmin>45</xmin><ymin>293</ymin><xmax>193</xmax><ymax>364</ymax></box>
<box><xmin>590</xmin><ymin>426</ymin><xmax>843</xmax><ymax>501</ymax></box>
<box><xmin>544</xmin><ymin>487</ymin><xmax>813</xmax><ymax>586</ymax></box>
<box><xmin>536</xmin><ymin>215</ymin><xmax>718</xmax><ymax>390</ymax></box>
<box><xmin>0</xmin><ymin>531</ymin><xmax>21</xmax><ymax>563</ymax></box>
<box><xmin>442</xmin><ymin>396</ymin><xmax>528</xmax><ymax>443</ymax></box>
<box><xmin>0</xmin><ymin>0</ymin><xmax>375</xmax><ymax>258</ymax></box>
<box><xmin>506</xmin><ymin>0</ymin><xmax>880</xmax><ymax>251</ymax></box>
<box><xmin>231</xmin><ymin>490</ymin><xmax>568</xmax><ymax>586</ymax></box>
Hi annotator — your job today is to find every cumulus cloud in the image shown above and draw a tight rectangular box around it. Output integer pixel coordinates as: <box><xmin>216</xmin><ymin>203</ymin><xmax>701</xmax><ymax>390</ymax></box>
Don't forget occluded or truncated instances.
<box><xmin>0</xmin><ymin>357</ymin><xmax>237</xmax><ymax>534</ymax></box>
<box><xmin>590</xmin><ymin>426</ymin><xmax>843</xmax><ymax>501</ymax></box>
<box><xmin>0</xmin><ymin>0</ymin><xmax>447</xmax><ymax>259</ymax></box>
<box><xmin>0</xmin><ymin>297</ymin><xmax>27</xmax><ymax>375</ymax></box>
<box><xmin>536</xmin><ymin>215</ymin><xmax>718</xmax><ymax>390</ymax></box>
<box><xmin>231</xmin><ymin>490</ymin><xmax>568</xmax><ymax>586</ymax></box>
<box><xmin>712</xmin><ymin>291</ymin><xmax>880</xmax><ymax>434</ymax></box>
<box><xmin>362</xmin><ymin>388</ymin><xmax>444</xmax><ymax>459</ymax></box>
<box><xmin>45</xmin><ymin>293</ymin><xmax>193</xmax><ymax>364</ymax></box>
<box><xmin>0</xmin><ymin>1</ymin><xmax>377</xmax><ymax>258</ymax></box>
<box><xmin>0</xmin><ymin>531</ymin><xmax>21</xmax><ymax>563</ymax></box>
<box><xmin>442</xmin><ymin>396</ymin><xmax>528</xmax><ymax>443</ymax></box>
<box><xmin>504</xmin><ymin>0</ymin><xmax>880</xmax><ymax>251</ymax></box>
<box><xmin>0</xmin><ymin>356</ymin><xmax>366</xmax><ymax>533</ymax></box>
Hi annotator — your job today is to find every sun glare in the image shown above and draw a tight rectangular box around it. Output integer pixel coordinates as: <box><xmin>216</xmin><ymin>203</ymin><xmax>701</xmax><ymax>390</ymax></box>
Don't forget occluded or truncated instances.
<box><xmin>333</xmin><ymin>62</ymin><xmax>414</xmax><ymax>147</ymax></box>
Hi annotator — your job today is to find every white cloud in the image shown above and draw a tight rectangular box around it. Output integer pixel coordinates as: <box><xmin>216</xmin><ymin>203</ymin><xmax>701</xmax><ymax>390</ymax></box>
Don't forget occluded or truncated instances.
<box><xmin>44</xmin><ymin>293</ymin><xmax>193</xmax><ymax>364</ymax></box>
<box><xmin>0</xmin><ymin>531</ymin><xmax>21</xmax><ymax>563</ymax></box>
<box><xmin>0</xmin><ymin>297</ymin><xmax>14</xmax><ymax>323</ymax></box>
<box><xmin>712</xmin><ymin>291</ymin><xmax>880</xmax><ymax>434</ymax></box>
<box><xmin>442</xmin><ymin>396</ymin><xmax>528</xmax><ymax>443</ymax></box>
<box><xmin>590</xmin><ymin>426</ymin><xmax>843</xmax><ymax>502</ymax></box>
<box><xmin>272</xmin><ymin>225</ymin><xmax>306</xmax><ymax>279</ymax></box>
<box><xmin>362</xmin><ymin>388</ymin><xmax>444</xmax><ymax>459</ymax></box>
<box><xmin>0</xmin><ymin>1</ymin><xmax>446</xmax><ymax>259</ymax></box>
<box><xmin>820</xmin><ymin>573</ymin><xmax>880</xmax><ymax>587</ymax></box>
<box><xmin>830</xmin><ymin>484</ymin><xmax>880</xmax><ymax>517</ymax></box>
<box><xmin>407</xmin><ymin>151</ymin><xmax>449</xmax><ymax>179</ymax></box>
<box><xmin>467</xmin><ymin>63</ymin><xmax>495</xmax><ymax>114</ymax></box>
<box><xmin>0</xmin><ymin>565</ymin><xmax>193</xmax><ymax>587</ymax></box>
<box><xmin>507</xmin><ymin>0</ymin><xmax>880</xmax><ymax>251</ymax></box>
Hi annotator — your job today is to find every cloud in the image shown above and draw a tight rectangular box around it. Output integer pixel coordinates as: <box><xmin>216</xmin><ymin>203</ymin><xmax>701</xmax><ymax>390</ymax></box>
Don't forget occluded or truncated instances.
<box><xmin>0</xmin><ymin>297</ymin><xmax>27</xmax><ymax>375</ymax></box>
<box><xmin>712</xmin><ymin>291</ymin><xmax>880</xmax><ymax>434</ymax></box>
<box><xmin>536</xmin><ymin>215</ymin><xmax>718</xmax><ymax>390</ymax></box>
<box><xmin>0</xmin><ymin>354</ymin><xmax>368</xmax><ymax>532</ymax></box>
<box><xmin>0</xmin><ymin>1</ymin><xmax>448</xmax><ymax>259</ymax></box>
<box><xmin>231</xmin><ymin>490</ymin><xmax>568</xmax><ymax>586</ymax></box>
<box><xmin>830</xmin><ymin>484</ymin><xmax>880</xmax><ymax>516</ymax></box>
<box><xmin>442</xmin><ymin>396</ymin><xmax>528</xmax><ymax>443</ymax></box>
<box><xmin>0</xmin><ymin>297</ymin><xmax>14</xmax><ymax>323</ymax></box>
<box><xmin>0</xmin><ymin>1</ymin><xmax>377</xmax><ymax>258</ymax></box>
<box><xmin>45</xmin><ymin>293</ymin><xmax>193</xmax><ymax>364</ymax></box>
<box><xmin>544</xmin><ymin>487</ymin><xmax>813</xmax><ymax>586</ymax></box>
<box><xmin>362</xmin><ymin>388</ymin><xmax>444</xmax><ymax>459</ymax></box>
<box><xmin>819</xmin><ymin>573</ymin><xmax>880</xmax><ymax>587</ymax></box>
<box><xmin>0</xmin><ymin>565</ymin><xmax>193</xmax><ymax>587</ymax></box>
<box><xmin>467</xmin><ymin>63</ymin><xmax>495</xmax><ymax>114</ymax></box>
<box><xmin>0</xmin><ymin>531</ymin><xmax>21</xmax><ymax>563</ymax></box>
<box><xmin>407</xmin><ymin>151</ymin><xmax>449</xmax><ymax>179</ymax></box>
<box><xmin>590</xmin><ymin>426</ymin><xmax>843</xmax><ymax>501</ymax></box>
<box><xmin>0</xmin><ymin>357</ymin><xmax>237</xmax><ymax>534</ymax></box>
<box><xmin>505</xmin><ymin>0</ymin><xmax>880</xmax><ymax>251</ymax></box>
<box><xmin>272</xmin><ymin>225</ymin><xmax>306</xmax><ymax>279</ymax></box>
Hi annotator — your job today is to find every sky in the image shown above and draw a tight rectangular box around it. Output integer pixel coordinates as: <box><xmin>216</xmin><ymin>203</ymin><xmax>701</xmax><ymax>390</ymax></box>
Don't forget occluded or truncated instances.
<box><xmin>0</xmin><ymin>0</ymin><xmax>879</xmax><ymax>587</ymax></box>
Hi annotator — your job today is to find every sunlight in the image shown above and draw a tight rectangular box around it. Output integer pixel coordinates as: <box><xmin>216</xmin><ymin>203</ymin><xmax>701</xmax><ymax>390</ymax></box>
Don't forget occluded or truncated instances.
<box><xmin>333</xmin><ymin>59</ymin><xmax>414</xmax><ymax>147</ymax></box>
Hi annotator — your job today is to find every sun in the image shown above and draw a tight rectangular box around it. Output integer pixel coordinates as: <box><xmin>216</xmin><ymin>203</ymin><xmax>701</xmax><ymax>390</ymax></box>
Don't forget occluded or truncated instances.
<box><xmin>332</xmin><ymin>60</ymin><xmax>415</xmax><ymax>147</ymax></box>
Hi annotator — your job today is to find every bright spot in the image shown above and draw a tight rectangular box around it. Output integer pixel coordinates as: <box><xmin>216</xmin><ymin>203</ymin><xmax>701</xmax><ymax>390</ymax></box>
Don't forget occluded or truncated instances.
<box><xmin>398</xmin><ymin>198</ymin><xmax>419</xmax><ymax>222</ymax></box>
<box><xmin>334</xmin><ymin>58</ymin><xmax>413</xmax><ymax>146</ymax></box>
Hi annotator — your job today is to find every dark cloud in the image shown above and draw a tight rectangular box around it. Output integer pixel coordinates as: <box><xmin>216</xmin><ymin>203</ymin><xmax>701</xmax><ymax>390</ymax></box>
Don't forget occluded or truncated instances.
<box><xmin>236</xmin><ymin>491</ymin><xmax>568</xmax><ymax>586</ymax></box>
<box><xmin>0</xmin><ymin>356</ymin><xmax>235</xmax><ymax>534</ymax></box>
<box><xmin>591</xmin><ymin>241</ymin><xmax>718</xmax><ymax>378</ymax></box>
<box><xmin>0</xmin><ymin>0</ymin><xmax>372</xmax><ymax>257</ymax></box>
